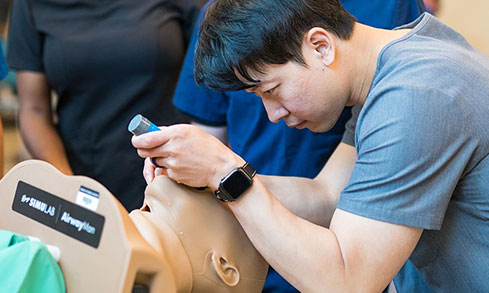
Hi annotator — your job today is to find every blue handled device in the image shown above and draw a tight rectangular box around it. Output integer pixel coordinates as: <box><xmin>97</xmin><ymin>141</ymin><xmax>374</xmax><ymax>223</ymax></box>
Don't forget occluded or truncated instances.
<box><xmin>128</xmin><ymin>114</ymin><xmax>160</xmax><ymax>135</ymax></box>
<box><xmin>128</xmin><ymin>114</ymin><xmax>163</xmax><ymax>168</ymax></box>
<box><xmin>128</xmin><ymin>114</ymin><xmax>208</xmax><ymax>190</ymax></box>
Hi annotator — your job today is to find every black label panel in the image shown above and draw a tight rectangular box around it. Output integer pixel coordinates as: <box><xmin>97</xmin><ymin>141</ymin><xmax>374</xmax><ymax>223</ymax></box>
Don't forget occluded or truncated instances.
<box><xmin>12</xmin><ymin>181</ymin><xmax>105</xmax><ymax>248</ymax></box>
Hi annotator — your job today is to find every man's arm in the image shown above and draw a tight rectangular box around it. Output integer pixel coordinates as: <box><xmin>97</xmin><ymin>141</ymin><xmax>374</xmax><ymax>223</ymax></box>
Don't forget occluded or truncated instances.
<box><xmin>230</xmin><ymin>178</ymin><xmax>422</xmax><ymax>291</ymax></box>
<box><xmin>228</xmin><ymin>143</ymin><xmax>421</xmax><ymax>291</ymax></box>
<box><xmin>17</xmin><ymin>71</ymin><xmax>73</xmax><ymax>174</ymax></box>
<box><xmin>260</xmin><ymin>143</ymin><xmax>356</xmax><ymax>227</ymax></box>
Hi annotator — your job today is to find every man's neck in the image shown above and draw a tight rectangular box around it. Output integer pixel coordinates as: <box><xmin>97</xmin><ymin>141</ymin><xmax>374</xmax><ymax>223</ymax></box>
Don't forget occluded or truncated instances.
<box><xmin>341</xmin><ymin>22</ymin><xmax>411</xmax><ymax>106</ymax></box>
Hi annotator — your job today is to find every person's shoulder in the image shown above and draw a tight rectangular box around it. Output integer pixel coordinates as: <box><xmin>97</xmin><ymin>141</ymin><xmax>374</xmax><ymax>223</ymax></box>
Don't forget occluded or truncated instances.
<box><xmin>385</xmin><ymin>14</ymin><xmax>487</xmax><ymax>71</ymax></box>
<box><xmin>374</xmin><ymin>30</ymin><xmax>486</xmax><ymax>96</ymax></box>
<box><xmin>10</xmin><ymin>0</ymin><xmax>30</xmax><ymax>15</ymax></box>
<box><xmin>360</xmin><ymin>81</ymin><xmax>460</xmax><ymax>137</ymax></box>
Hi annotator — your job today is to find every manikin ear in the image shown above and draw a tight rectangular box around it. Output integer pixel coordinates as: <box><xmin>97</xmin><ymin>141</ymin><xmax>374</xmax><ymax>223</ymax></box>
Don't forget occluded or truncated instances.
<box><xmin>305</xmin><ymin>27</ymin><xmax>336</xmax><ymax>67</ymax></box>
<box><xmin>210</xmin><ymin>251</ymin><xmax>240</xmax><ymax>287</ymax></box>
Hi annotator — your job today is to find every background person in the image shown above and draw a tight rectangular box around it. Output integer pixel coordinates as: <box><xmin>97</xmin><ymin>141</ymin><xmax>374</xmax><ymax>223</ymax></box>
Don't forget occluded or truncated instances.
<box><xmin>423</xmin><ymin>0</ymin><xmax>440</xmax><ymax>14</ymax></box>
<box><xmin>6</xmin><ymin>0</ymin><xmax>205</xmax><ymax>211</ymax></box>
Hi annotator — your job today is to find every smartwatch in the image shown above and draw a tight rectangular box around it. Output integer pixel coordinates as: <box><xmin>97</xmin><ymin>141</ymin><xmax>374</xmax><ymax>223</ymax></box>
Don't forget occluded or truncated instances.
<box><xmin>215</xmin><ymin>162</ymin><xmax>256</xmax><ymax>202</ymax></box>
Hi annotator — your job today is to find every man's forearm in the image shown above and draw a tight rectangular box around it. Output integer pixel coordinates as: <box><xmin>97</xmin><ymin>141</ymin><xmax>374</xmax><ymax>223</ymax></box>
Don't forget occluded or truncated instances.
<box><xmin>259</xmin><ymin>175</ymin><xmax>338</xmax><ymax>227</ymax></box>
<box><xmin>258</xmin><ymin>143</ymin><xmax>356</xmax><ymax>227</ymax></box>
<box><xmin>229</xmin><ymin>178</ymin><xmax>347</xmax><ymax>291</ymax></box>
<box><xmin>229</xmin><ymin>179</ymin><xmax>421</xmax><ymax>292</ymax></box>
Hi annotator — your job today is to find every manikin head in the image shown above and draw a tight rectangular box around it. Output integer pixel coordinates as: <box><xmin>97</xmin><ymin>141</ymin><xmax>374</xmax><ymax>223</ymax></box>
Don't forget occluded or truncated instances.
<box><xmin>194</xmin><ymin>0</ymin><xmax>357</xmax><ymax>133</ymax></box>
<box><xmin>129</xmin><ymin>176</ymin><xmax>268</xmax><ymax>292</ymax></box>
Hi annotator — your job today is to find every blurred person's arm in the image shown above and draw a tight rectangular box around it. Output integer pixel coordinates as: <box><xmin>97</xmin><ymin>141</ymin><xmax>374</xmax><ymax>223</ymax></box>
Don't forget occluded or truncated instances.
<box><xmin>17</xmin><ymin>71</ymin><xmax>72</xmax><ymax>174</ymax></box>
<box><xmin>191</xmin><ymin>121</ymin><xmax>228</xmax><ymax>145</ymax></box>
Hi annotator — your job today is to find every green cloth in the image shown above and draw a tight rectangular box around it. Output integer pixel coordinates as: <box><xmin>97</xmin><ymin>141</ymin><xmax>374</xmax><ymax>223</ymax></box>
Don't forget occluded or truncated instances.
<box><xmin>0</xmin><ymin>230</ymin><xmax>65</xmax><ymax>292</ymax></box>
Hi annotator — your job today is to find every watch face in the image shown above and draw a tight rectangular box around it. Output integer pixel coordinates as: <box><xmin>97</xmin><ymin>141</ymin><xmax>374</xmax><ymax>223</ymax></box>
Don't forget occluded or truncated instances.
<box><xmin>222</xmin><ymin>170</ymin><xmax>251</xmax><ymax>198</ymax></box>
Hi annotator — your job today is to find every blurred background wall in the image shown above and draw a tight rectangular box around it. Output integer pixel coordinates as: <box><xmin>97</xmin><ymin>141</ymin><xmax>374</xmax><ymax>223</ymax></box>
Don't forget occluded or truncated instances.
<box><xmin>437</xmin><ymin>0</ymin><xmax>489</xmax><ymax>57</ymax></box>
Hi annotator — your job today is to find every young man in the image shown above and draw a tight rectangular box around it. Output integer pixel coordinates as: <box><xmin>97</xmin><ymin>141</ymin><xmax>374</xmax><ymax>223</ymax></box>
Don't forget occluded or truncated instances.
<box><xmin>172</xmin><ymin>0</ymin><xmax>427</xmax><ymax>291</ymax></box>
<box><xmin>132</xmin><ymin>0</ymin><xmax>489</xmax><ymax>291</ymax></box>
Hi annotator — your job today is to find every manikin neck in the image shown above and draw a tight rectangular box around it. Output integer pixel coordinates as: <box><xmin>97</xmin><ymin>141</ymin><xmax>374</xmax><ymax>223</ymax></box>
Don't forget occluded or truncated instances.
<box><xmin>156</xmin><ymin>220</ymin><xmax>193</xmax><ymax>292</ymax></box>
<box><xmin>135</xmin><ymin>207</ymin><xmax>194</xmax><ymax>292</ymax></box>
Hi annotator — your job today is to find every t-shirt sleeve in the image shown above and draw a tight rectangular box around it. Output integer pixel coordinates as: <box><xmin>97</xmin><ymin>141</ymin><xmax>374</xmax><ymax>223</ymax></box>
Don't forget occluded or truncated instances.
<box><xmin>341</xmin><ymin>105</ymin><xmax>361</xmax><ymax>147</ymax></box>
<box><xmin>338</xmin><ymin>86</ymin><xmax>474</xmax><ymax>230</ymax></box>
<box><xmin>6</xmin><ymin>0</ymin><xmax>44</xmax><ymax>72</ymax></box>
<box><xmin>172</xmin><ymin>6</ymin><xmax>228</xmax><ymax>126</ymax></box>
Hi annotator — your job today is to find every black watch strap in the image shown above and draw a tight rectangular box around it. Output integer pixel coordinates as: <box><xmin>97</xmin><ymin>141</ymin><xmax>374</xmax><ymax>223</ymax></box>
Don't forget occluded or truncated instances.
<box><xmin>215</xmin><ymin>162</ymin><xmax>256</xmax><ymax>202</ymax></box>
<box><xmin>242</xmin><ymin>162</ymin><xmax>257</xmax><ymax>179</ymax></box>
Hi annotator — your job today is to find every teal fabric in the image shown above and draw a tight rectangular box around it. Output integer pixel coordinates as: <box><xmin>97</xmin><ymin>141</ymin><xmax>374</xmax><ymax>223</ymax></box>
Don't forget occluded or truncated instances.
<box><xmin>0</xmin><ymin>230</ymin><xmax>65</xmax><ymax>293</ymax></box>
<box><xmin>0</xmin><ymin>39</ymin><xmax>16</xmax><ymax>88</ymax></box>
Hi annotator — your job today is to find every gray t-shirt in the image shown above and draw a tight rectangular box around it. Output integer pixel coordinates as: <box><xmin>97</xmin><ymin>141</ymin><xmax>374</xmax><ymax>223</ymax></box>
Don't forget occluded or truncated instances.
<box><xmin>339</xmin><ymin>13</ymin><xmax>489</xmax><ymax>291</ymax></box>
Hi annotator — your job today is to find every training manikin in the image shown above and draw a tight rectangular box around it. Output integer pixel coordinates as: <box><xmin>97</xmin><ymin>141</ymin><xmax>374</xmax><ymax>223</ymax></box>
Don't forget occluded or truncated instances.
<box><xmin>0</xmin><ymin>160</ymin><xmax>268</xmax><ymax>292</ymax></box>
<box><xmin>130</xmin><ymin>176</ymin><xmax>268</xmax><ymax>292</ymax></box>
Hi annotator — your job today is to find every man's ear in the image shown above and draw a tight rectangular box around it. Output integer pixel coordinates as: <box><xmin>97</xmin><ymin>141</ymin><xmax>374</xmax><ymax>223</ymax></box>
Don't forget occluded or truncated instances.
<box><xmin>210</xmin><ymin>251</ymin><xmax>240</xmax><ymax>287</ymax></box>
<box><xmin>305</xmin><ymin>27</ymin><xmax>336</xmax><ymax>66</ymax></box>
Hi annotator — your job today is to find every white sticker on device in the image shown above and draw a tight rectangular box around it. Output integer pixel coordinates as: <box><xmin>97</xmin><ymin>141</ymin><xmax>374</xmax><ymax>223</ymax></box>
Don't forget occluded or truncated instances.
<box><xmin>75</xmin><ymin>186</ymin><xmax>100</xmax><ymax>211</ymax></box>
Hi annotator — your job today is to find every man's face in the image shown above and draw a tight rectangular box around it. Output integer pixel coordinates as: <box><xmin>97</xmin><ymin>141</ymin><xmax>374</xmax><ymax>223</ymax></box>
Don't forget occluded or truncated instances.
<box><xmin>245</xmin><ymin>36</ymin><xmax>350</xmax><ymax>133</ymax></box>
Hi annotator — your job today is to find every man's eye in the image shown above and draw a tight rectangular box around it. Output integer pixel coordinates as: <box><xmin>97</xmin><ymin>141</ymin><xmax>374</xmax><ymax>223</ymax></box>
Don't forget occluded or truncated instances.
<box><xmin>265</xmin><ymin>87</ymin><xmax>275</xmax><ymax>95</ymax></box>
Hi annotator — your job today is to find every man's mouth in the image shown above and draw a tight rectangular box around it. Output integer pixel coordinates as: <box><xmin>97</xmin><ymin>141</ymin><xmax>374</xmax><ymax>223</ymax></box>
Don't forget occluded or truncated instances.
<box><xmin>288</xmin><ymin>120</ymin><xmax>307</xmax><ymax>129</ymax></box>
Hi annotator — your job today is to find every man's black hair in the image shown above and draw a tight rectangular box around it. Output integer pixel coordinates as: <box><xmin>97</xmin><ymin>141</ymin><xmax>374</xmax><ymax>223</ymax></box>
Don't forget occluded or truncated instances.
<box><xmin>194</xmin><ymin>0</ymin><xmax>356</xmax><ymax>92</ymax></box>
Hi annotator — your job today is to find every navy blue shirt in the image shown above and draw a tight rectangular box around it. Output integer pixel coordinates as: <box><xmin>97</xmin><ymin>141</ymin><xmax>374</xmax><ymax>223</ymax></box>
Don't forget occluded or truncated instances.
<box><xmin>174</xmin><ymin>0</ymin><xmax>427</xmax><ymax>291</ymax></box>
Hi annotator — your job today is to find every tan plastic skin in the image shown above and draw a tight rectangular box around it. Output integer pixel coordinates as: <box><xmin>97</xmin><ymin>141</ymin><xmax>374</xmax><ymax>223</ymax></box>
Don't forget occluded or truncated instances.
<box><xmin>0</xmin><ymin>160</ymin><xmax>267</xmax><ymax>292</ymax></box>
<box><xmin>130</xmin><ymin>176</ymin><xmax>268</xmax><ymax>292</ymax></box>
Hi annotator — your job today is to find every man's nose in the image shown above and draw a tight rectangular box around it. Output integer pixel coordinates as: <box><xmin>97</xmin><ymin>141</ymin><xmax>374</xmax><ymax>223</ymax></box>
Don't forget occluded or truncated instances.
<box><xmin>263</xmin><ymin>100</ymin><xmax>288</xmax><ymax>123</ymax></box>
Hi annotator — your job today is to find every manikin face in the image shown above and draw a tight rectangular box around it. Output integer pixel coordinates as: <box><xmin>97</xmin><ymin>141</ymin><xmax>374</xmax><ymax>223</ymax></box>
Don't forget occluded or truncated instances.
<box><xmin>129</xmin><ymin>176</ymin><xmax>268</xmax><ymax>292</ymax></box>
<box><xmin>245</xmin><ymin>28</ymin><xmax>352</xmax><ymax>133</ymax></box>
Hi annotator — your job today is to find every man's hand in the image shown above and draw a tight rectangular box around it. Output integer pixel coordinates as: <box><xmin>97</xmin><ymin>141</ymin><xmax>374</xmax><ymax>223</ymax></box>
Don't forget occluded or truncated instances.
<box><xmin>132</xmin><ymin>124</ymin><xmax>244</xmax><ymax>189</ymax></box>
